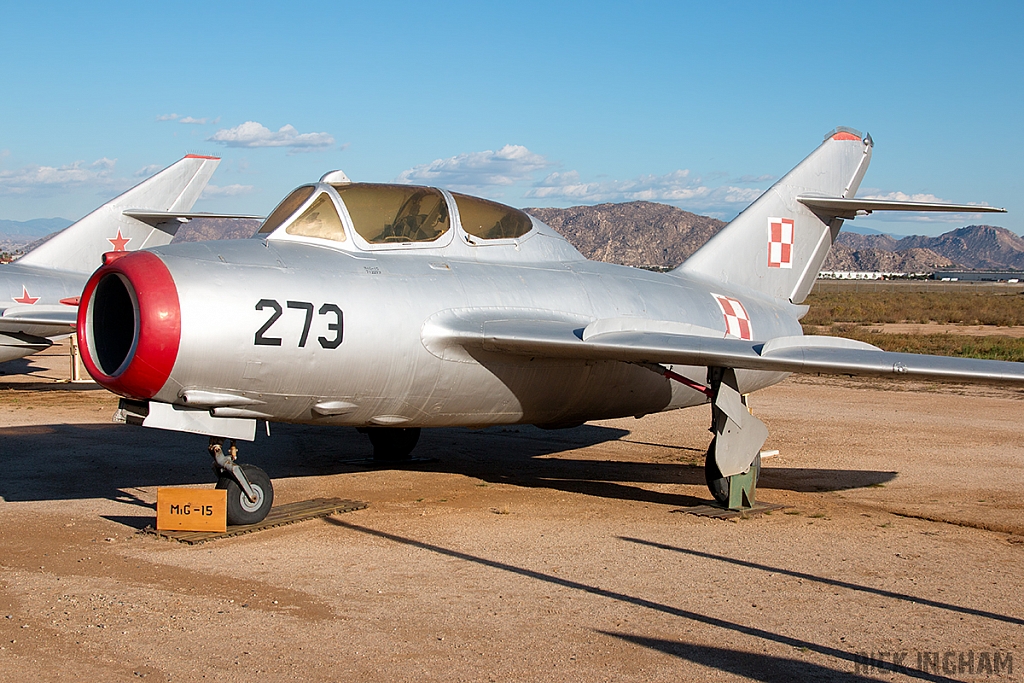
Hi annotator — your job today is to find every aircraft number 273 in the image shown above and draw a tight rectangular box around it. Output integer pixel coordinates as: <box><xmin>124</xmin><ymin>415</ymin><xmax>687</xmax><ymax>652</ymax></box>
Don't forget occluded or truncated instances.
<box><xmin>254</xmin><ymin>299</ymin><xmax>343</xmax><ymax>349</ymax></box>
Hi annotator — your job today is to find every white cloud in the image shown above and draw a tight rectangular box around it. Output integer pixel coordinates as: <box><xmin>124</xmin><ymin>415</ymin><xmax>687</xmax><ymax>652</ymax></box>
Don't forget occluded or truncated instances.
<box><xmin>395</xmin><ymin>144</ymin><xmax>769</xmax><ymax>217</ymax></box>
<box><xmin>525</xmin><ymin>169</ymin><xmax>762</xmax><ymax>212</ymax></box>
<box><xmin>201</xmin><ymin>183</ymin><xmax>255</xmax><ymax>197</ymax></box>
<box><xmin>396</xmin><ymin>145</ymin><xmax>552</xmax><ymax>190</ymax></box>
<box><xmin>207</xmin><ymin>121</ymin><xmax>335</xmax><ymax>152</ymax></box>
<box><xmin>135</xmin><ymin>163</ymin><xmax>163</xmax><ymax>177</ymax></box>
<box><xmin>0</xmin><ymin>158</ymin><xmax>120</xmax><ymax>195</ymax></box>
<box><xmin>861</xmin><ymin>191</ymin><xmax>948</xmax><ymax>203</ymax></box>
<box><xmin>858</xmin><ymin>190</ymin><xmax>999</xmax><ymax>223</ymax></box>
<box><xmin>158</xmin><ymin>113</ymin><xmax>219</xmax><ymax>125</ymax></box>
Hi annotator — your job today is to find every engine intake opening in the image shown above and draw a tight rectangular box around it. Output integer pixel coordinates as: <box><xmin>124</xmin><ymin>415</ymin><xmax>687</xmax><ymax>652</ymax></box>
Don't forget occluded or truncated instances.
<box><xmin>91</xmin><ymin>273</ymin><xmax>137</xmax><ymax>376</ymax></box>
<box><xmin>77</xmin><ymin>250</ymin><xmax>181</xmax><ymax>400</ymax></box>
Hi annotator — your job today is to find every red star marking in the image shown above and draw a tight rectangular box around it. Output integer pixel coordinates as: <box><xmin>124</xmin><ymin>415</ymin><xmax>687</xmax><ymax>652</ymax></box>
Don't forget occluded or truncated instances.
<box><xmin>108</xmin><ymin>229</ymin><xmax>131</xmax><ymax>251</ymax></box>
<box><xmin>13</xmin><ymin>286</ymin><xmax>40</xmax><ymax>305</ymax></box>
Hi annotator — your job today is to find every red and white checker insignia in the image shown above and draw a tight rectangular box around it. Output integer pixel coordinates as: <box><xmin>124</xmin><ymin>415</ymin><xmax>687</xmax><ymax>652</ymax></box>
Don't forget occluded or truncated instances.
<box><xmin>712</xmin><ymin>293</ymin><xmax>752</xmax><ymax>340</ymax></box>
<box><xmin>768</xmin><ymin>217</ymin><xmax>794</xmax><ymax>269</ymax></box>
<box><xmin>108</xmin><ymin>229</ymin><xmax>131</xmax><ymax>252</ymax></box>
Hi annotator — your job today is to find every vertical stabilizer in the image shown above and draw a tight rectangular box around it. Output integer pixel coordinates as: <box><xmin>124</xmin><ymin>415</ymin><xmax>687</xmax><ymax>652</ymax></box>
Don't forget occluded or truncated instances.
<box><xmin>17</xmin><ymin>155</ymin><xmax>220</xmax><ymax>274</ymax></box>
<box><xmin>676</xmin><ymin>129</ymin><xmax>872</xmax><ymax>304</ymax></box>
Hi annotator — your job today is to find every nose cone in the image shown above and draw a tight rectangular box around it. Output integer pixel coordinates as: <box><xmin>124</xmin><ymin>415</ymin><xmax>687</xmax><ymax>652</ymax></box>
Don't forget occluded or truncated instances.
<box><xmin>77</xmin><ymin>251</ymin><xmax>181</xmax><ymax>399</ymax></box>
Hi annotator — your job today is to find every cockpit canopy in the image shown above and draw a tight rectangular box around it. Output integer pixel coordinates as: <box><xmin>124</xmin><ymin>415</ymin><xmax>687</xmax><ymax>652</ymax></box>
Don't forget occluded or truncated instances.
<box><xmin>257</xmin><ymin>182</ymin><xmax>533</xmax><ymax>248</ymax></box>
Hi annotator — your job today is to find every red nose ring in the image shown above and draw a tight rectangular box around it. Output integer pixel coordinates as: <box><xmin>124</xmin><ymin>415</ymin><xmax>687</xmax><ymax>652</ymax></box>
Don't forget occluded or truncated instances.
<box><xmin>77</xmin><ymin>251</ymin><xmax>181</xmax><ymax>399</ymax></box>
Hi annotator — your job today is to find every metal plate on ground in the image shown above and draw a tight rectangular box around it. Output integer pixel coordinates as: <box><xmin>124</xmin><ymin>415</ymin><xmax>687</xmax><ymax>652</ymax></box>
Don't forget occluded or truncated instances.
<box><xmin>673</xmin><ymin>501</ymin><xmax>788</xmax><ymax>520</ymax></box>
<box><xmin>143</xmin><ymin>497</ymin><xmax>368</xmax><ymax>544</ymax></box>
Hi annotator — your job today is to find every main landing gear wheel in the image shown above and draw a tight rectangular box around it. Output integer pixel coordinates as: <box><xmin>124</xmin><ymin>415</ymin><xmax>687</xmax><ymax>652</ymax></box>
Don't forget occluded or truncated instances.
<box><xmin>217</xmin><ymin>464</ymin><xmax>274</xmax><ymax>526</ymax></box>
<box><xmin>366</xmin><ymin>427</ymin><xmax>421</xmax><ymax>462</ymax></box>
<box><xmin>704</xmin><ymin>438</ymin><xmax>760</xmax><ymax>506</ymax></box>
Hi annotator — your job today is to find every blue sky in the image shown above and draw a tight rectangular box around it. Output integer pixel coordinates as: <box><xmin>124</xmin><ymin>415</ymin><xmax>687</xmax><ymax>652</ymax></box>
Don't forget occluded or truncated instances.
<box><xmin>1</xmin><ymin>1</ymin><xmax>1020</xmax><ymax>236</ymax></box>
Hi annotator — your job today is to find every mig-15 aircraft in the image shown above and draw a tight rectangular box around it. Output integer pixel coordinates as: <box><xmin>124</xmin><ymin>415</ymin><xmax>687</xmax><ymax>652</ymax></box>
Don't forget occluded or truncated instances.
<box><xmin>0</xmin><ymin>154</ymin><xmax>257</xmax><ymax>366</ymax></box>
<box><xmin>75</xmin><ymin>128</ymin><xmax>1013</xmax><ymax>525</ymax></box>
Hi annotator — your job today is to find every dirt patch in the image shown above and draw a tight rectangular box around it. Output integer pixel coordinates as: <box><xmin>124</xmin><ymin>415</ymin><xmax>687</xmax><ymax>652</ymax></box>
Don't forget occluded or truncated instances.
<box><xmin>864</xmin><ymin>323</ymin><xmax>1024</xmax><ymax>337</ymax></box>
<box><xmin>1</xmin><ymin>345</ymin><xmax>1022</xmax><ymax>681</ymax></box>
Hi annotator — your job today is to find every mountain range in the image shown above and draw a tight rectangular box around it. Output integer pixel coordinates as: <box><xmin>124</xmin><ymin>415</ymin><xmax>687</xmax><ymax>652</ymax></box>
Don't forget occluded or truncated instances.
<box><xmin>2</xmin><ymin>204</ymin><xmax>1022</xmax><ymax>272</ymax></box>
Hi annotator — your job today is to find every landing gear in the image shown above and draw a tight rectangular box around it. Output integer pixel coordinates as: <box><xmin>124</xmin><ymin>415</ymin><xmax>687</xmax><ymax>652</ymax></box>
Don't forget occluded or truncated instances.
<box><xmin>704</xmin><ymin>439</ymin><xmax>760</xmax><ymax>508</ymax></box>
<box><xmin>364</xmin><ymin>427</ymin><xmax>421</xmax><ymax>461</ymax></box>
<box><xmin>217</xmin><ymin>464</ymin><xmax>274</xmax><ymax>526</ymax></box>
<box><xmin>208</xmin><ymin>438</ymin><xmax>274</xmax><ymax>525</ymax></box>
<box><xmin>704</xmin><ymin>367</ymin><xmax>768</xmax><ymax>510</ymax></box>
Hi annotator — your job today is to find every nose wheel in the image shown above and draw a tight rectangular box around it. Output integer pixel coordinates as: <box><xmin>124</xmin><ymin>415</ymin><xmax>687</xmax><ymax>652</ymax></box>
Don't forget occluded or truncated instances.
<box><xmin>209</xmin><ymin>438</ymin><xmax>274</xmax><ymax>525</ymax></box>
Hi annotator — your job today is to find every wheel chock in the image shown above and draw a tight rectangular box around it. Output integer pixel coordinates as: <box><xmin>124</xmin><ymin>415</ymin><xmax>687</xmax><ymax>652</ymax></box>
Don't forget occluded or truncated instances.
<box><xmin>727</xmin><ymin>467</ymin><xmax>757</xmax><ymax>511</ymax></box>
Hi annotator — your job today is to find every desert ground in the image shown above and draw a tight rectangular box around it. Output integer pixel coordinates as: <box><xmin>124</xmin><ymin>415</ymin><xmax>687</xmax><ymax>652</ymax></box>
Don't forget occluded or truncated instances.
<box><xmin>0</xmin><ymin>342</ymin><xmax>1021</xmax><ymax>682</ymax></box>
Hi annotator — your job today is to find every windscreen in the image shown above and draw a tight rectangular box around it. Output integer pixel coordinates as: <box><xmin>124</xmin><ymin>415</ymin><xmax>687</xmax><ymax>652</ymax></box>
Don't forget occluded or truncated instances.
<box><xmin>258</xmin><ymin>186</ymin><xmax>316</xmax><ymax>235</ymax></box>
<box><xmin>285</xmin><ymin>193</ymin><xmax>347</xmax><ymax>242</ymax></box>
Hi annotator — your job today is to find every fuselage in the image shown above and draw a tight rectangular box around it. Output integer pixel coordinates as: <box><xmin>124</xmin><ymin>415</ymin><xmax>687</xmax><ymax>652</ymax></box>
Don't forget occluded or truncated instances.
<box><xmin>79</xmin><ymin>181</ymin><xmax>804</xmax><ymax>429</ymax></box>
<box><xmin>0</xmin><ymin>262</ymin><xmax>85</xmax><ymax>361</ymax></box>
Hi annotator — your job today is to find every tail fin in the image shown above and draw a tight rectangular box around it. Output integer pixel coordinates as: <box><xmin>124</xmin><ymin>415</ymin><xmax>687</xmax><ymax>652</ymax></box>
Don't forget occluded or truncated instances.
<box><xmin>16</xmin><ymin>155</ymin><xmax>220</xmax><ymax>274</ymax></box>
<box><xmin>677</xmin><ymin>128</ymin><xmax>872</xmax><ymax>304</ymax></box>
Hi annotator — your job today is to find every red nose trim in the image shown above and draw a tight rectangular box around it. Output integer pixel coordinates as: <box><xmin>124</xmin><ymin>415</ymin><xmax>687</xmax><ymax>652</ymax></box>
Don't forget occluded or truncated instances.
<box><xmin>77</xmin><ymin>251</ymin><xmax>181</xmax><ymax>399</ymax></box>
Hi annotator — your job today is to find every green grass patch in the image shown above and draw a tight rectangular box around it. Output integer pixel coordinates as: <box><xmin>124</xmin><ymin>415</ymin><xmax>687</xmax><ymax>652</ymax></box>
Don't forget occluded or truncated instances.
<box><xmin>803</xmin><ymin>290</ymin><xmax>1024</xmax><ymax>326</ymax></box>
<box><xmin>803</xmin><ymin>324</ymin><xmax>1024</xmax><ymax>361</ymax></box>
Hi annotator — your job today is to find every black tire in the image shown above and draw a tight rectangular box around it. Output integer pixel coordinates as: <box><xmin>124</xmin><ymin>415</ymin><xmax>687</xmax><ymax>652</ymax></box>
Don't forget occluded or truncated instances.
<box><xmin>704</xmin><ymin>439</ymin><xmax>760</xmax><ymax>506</ymax></box>
<box><xmin>367</xmin><ymin>427</ymin><xmax>421</xmax><ymax>461</ymax></box>
<box><xmin>216</xmin><ymin>464</ymin><xmax>274</xmax><ymax>526</ymax></box>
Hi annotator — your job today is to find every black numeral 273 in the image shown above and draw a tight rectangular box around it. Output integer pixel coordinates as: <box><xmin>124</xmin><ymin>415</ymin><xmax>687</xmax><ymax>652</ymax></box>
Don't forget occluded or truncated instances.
<box><xmin>254</xmin><ymin>299</ymin><xmax>343</xmax><ymax>349</ymax></box>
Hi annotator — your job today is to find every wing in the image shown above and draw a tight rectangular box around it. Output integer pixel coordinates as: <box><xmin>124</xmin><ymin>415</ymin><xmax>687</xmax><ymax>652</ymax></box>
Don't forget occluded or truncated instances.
<box><xmin>424</xmin><ymin>311</ymin><xmax>1024</xmax><ymax>386</ymax></box>
<box><xmin>0</xmin><ymin>305</ymin><xmax>79</xmax><ymax>336</ymax></box>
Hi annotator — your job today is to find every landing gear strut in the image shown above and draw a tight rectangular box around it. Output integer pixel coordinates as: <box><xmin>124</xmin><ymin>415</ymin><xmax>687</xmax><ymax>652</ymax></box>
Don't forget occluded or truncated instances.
<box><xmin>640</xmin><ymin>363</ymin><xmax>769</xmax><ymax>510</ymax></box>
<box><xmin>705</xmin><ymin>367</ymin><xmax>768</xmax><ymax>510</ymax></box>
<box><xmin>209</xmin><ymin>437</ymin><xmax>274</xmax><ymax>525</ymax></box>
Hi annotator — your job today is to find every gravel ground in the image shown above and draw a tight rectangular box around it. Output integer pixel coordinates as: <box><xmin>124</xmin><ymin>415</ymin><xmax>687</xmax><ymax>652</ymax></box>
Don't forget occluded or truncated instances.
<box><xmin>1</xmin><ymin>343</ymin><xmax>1021</xmax><ymax>682</ymax></box>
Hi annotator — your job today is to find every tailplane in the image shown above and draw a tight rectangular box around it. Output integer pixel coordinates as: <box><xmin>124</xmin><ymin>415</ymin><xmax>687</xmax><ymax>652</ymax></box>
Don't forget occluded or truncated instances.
<box><xmin>16</xmin><ymin>155</ymin><xmax>221</xmax><ymax>274</ymax></box>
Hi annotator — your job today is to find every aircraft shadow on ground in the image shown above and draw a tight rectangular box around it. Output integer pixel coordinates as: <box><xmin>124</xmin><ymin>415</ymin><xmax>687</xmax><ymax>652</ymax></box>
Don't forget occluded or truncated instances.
<box><xmin>0</xmin><ymin>358</ymin><xmax>36</xmax><ymax>375</ymax></box>
<box><xmin>0</xmin><ymin>421</ymin><xmax>895</xmax><ymax>507</ymax></box>
<box><xmin>599</xmin><ymin>633</ymin><xmax>928</xmax><ymax>683</ymax></box>
<box><xmin>328</xmin><ymin>520</ymin><xmax>961</xmax><ymax>683</ymax></box>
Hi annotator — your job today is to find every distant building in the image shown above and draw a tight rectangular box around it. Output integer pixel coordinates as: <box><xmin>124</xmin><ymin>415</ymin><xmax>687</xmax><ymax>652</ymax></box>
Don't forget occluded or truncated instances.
<box><xmin>818</xmin><ymin>271</ymin><xmax>904</xmax><ymax>280</ymax></box>
<box><xmin>932</xmin><ymin>271</ymin><xmax>1024</xmax><ymax>282</ymax></box>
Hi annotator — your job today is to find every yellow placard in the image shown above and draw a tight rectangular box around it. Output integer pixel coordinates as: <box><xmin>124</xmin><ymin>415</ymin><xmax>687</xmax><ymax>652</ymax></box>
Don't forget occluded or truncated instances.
<box><xmin>157</xmin><ymin>488</ymin><xmax>227</xmax><ymax>532</ymax></box>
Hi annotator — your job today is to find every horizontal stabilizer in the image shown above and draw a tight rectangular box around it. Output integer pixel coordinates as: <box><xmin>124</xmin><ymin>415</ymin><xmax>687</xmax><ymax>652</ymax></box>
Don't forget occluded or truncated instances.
<box><xmin>424</xmin><ymin>311</ymin><xmax>1024</xmax><ymax>387</ymax></box>
<box><xmin>123</xmin><ymin>210</ymin><xmax>264</xmax><ymax>228</ymax></box>
<box><xmin>797</xmin><ymin>195</ymin><xmax>1006</xmax><ymax>220</ymax></box>
<box><xmin>0</xmin><ymin>305</ymin><xmax>79</xmax><ymax>336</ymax></box>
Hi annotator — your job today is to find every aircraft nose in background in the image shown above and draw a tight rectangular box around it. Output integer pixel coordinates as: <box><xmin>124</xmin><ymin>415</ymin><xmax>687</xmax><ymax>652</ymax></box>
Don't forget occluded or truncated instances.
<box><xmin>77</xmin><ymin>251</ymin><xmax>181</xmax><ymax>399</ymax></box>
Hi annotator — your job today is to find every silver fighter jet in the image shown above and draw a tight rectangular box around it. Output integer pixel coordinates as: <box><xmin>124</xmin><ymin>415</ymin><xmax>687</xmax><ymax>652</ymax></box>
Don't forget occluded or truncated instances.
<box><xmin>76</xmin><ymin>129</ymin><xmax>1011</xmax><ymax>525</ymax></box>
<box><xmin>0</xmin><ymin>155</ymin><xmax>255</xmax><ymax>366</ymax></box>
